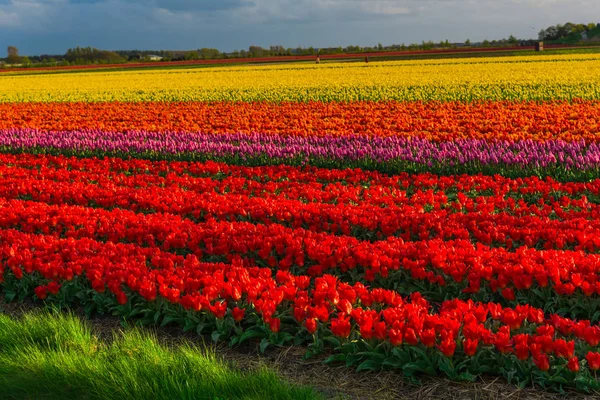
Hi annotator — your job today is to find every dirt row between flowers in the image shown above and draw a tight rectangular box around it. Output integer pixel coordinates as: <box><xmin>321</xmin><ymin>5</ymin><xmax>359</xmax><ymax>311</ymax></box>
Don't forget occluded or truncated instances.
<box><xmin>1</xmin><ymin>297</ymin><xmax>596</xmax><ymax>400</ymax></box>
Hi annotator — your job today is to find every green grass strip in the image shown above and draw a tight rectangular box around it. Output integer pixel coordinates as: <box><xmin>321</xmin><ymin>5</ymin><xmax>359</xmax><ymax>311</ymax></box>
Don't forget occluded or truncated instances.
<box><xmin>0</xmin><ymin>309</ymin><xmax>321</xmax><ymax>400</ymax></box>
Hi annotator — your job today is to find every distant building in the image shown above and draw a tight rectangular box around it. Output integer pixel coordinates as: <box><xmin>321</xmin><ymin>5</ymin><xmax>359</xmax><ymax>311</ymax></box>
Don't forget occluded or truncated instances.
<box><xmin>582</xmin><ymin>32</ymin><xmax>588</xmax><ymax>40</ymax></box>
<box><xmin>147</xmin><ymin>55</ymin><xmax>163</xmax><ymax>61</ymax></box>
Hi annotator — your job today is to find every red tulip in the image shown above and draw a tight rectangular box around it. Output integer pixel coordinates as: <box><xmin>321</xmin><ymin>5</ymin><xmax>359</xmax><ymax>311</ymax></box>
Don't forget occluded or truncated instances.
<box><xmin>34</xmin><ymin>286</ymin><xmax>48</xmax><ymax>300</ymax></box>
<box><xmin>420</xmin><ymin>328</ymin><xmax>436</xmax><ymax>348</ymax></box>
<box><xmin>438</xmin><ymin>338</ymin><xmax>456</xmax><ymax>357</ymax></box>
<box><xmin>567</xmin><ymin>357</ymin><xmax>580</xmax><ymax>372</ymax></box>
<box><xmin>331</xmin><ymin>316</ymin><xmax>351</xmax><ymax>339</ymax></box>
<box><xmin>116</xmin><ymin>292</ymin><xmax>128</xmax><ymax>305</ymax></box>
<box><xmin>463</xmin><ymin>339</ymin><xmax>478</xmax><ymax>357</ymax></box>
<box><xmin>269</xmin><ymin>317</ymin><xmax>281</xmax><ymax>333</ymax></box>
<box><xmin>305</xmin><ymin>318</ymin><xmax>317</xmax><ymax>334</ymax></box>
<box><xmin>232</xmin><ymin>307</ymin><xmax>245</xmax><ymax>322</ymax></box>
<box><xmin>533</xmin><ymin>353</ymin><xmax>550</xmax><ymax>371</ymax></box>
<box><xmin>511</xmin><ymin>338</ymin><xmax>528</xmax><ymax>359</ymax></box>
<box><xmin>586</xmin><ymin>352</ymin><xmax>600</xmax><ymax>371</ymax></box>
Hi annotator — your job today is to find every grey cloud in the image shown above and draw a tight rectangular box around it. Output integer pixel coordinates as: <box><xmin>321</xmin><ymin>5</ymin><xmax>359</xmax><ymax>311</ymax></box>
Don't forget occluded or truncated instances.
<box><xmin>68</xmin><ymin>0</ymin><xmax>253</xmax><ymax>11</ymax></box>
<box><xmin>0</xmin><ymin>0</ymin><xmax>597</xmax><ymax>55</ymax></box>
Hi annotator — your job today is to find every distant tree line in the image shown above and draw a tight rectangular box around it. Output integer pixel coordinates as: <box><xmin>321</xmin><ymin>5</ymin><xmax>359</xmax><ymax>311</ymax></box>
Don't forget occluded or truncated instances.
<box><xmin>64</xmin><ymin>46</ymin><xmax>126</xmax><ymax>64</ymax></box>
<box><xmin>2</xmin><ymin>25</ymin><xmax>598</xmax><ymax>68</ymax></box>
<box><xmin>538</xmin><ymin>22</ymin><xmax>599</xmax><ymax>41</ymax></box>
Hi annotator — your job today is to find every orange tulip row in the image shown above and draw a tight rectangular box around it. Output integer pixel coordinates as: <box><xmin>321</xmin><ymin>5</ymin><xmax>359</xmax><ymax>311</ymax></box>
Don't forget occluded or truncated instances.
<box><xmin>1</xmin><ymin>100</ymin><xmax>599</xmax><ymax>142</ymax></box>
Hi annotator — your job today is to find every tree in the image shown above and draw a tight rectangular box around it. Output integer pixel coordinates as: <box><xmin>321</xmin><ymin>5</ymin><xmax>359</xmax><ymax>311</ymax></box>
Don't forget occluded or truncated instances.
<box><xmin>544</xmin><ymin>25</ymin><xmax>559</xmax><ymax>40</ymax></box>
<box><xmin>184</xmin><ymin>51</ymin><xmax>199</xmax><ymax>60</ymax></box>
<box><xmin>248</xmin><ymin>46</ymin><xmax>264</xmax><ymax>57</ymax></box>
<box><xmin>198</xmin><ymin>48</ymin><xmax>221</xmax><ymax>60</ymax></box>
<box><xmin>482</xmin><ymin>39</ymin><xmax>490</xmax><ymax>47</ymax></box>
<box><xmin>7</xmin><ymin>46</ymin><xmax>19</xmax><ymax>64</ymax></box>
<box><xmin>465</xmin><ymin>39</ymin><xmax>471</xmax><ymax>46</ymax></box>
<box><xmin>508</xmin><ymin>34</ymin><xmax>519</xmax><ymax>45</ymax></box>
<box><xmin>64</xmin><ymin>46</ymin><xmax>125</xmax><ymax>64</ymax></box>
<box><xmin>538</xmin><ymin>29</ymin><xmax>547</xmax><ymax>41</ymax></box>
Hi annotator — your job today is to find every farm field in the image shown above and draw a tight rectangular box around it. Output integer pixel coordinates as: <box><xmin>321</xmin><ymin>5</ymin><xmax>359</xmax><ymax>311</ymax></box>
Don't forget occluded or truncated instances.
<box><xmin>2</xmin><ymin>53</ymin><xmax>600</xmax><ymax>396</ymax></box>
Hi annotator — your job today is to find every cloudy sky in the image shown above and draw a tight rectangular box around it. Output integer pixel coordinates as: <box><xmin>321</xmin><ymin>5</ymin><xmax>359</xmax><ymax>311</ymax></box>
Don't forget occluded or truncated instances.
<box><xmin>0</xmin><ymin>0</ymin><xmax>597</xmax><ymax>55</ymax></box>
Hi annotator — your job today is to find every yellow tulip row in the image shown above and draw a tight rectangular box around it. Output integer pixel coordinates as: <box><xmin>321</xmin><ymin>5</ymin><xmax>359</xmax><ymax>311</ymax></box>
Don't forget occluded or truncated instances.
<box><xmin>2</xmin><ymin>53</ymin><xmax>600</xmax><ymax>102</ymax></box>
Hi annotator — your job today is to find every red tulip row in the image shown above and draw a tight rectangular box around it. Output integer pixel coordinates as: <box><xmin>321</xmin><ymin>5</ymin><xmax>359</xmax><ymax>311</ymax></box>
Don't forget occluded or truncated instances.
<box><xmin>2</xmin><ymin>157</ymin><xmax>600</xmax><ymax>256</ymax></box>
<box><xmin>2</xmin><ymin>227</ymin><xmax>600</xmax><ymax>383</ymax></box>
<box><xmin>2</xmin><ymin>171</ymin><xmax>599</xmax><ymax>252</ymax></box>
<box><xmin>2</xmin><ymin>198</ymin><xmax>600</xmax><ymax>309</ymax></box>
<box><xmin>4</xmin><ymin>153</ymin><xmax>600</xmax><ymax>202</ymax></box>
<box><xmin>0</xmin><ymin>167</ymin><xmax>600</xmax><ymax>229</ymax></box>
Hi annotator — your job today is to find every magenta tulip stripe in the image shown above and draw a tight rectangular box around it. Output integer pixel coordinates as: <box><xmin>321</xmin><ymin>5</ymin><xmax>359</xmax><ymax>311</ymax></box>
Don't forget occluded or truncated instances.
<box><xmin>1</xmin><ymin>129</ymin><xmax>599</xmax><ymax>180</ymax></box>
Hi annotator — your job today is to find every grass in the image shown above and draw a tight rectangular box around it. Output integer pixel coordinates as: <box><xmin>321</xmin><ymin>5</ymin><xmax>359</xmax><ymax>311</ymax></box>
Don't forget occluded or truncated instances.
<box><xmin>0</xmin><ymin>309</ymin><xmax>322</xmax><ymax>400</ymax></box>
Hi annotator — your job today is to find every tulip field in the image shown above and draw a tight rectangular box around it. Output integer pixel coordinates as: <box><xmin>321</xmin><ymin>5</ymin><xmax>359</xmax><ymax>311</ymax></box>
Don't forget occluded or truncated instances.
<box><xmin>3</xmin><ymin>53</ymin><xmax>600</xmax><ymax>393</ymax></box>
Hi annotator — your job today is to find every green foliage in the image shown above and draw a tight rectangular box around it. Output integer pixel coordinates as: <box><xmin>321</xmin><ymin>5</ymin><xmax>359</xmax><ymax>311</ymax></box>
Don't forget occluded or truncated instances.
<box><xmin>539</xmin><ymin>21</ymin><xmax>600</xmax><ymax>43</ymax></box>
<box><xmin>0</xmin><ymin>310</ymin><xmax>321</xmax><ymax>400</ymax></box>
<box><xmin>64</xmin><ymin>46</ymin><xmax>126</xmax><ymax>65</ymax></box>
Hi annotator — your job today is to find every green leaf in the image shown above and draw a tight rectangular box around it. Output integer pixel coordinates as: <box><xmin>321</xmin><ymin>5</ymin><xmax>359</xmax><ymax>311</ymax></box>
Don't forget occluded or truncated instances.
<box><xmin>4</xmin><ymin>290</ymin><xmax>16</xmax><ymax>303</ymax></box>
<box><xmin>259</xmin><ymin>338</ymin><xmax>270</xmax><ymax>354</ymax></box>
<box><xmin>324</xmin><ymin>354</ymin><xmax>347</xmax><ymax>364</ymax></box>
<box><xmin>356</xmin><ymin>359</ymin><xmax>382</xmax><ymax>372</ymax></box>
<box><xmin>345</xmin><ymin>353</ymin><xmax>364</xmax><ymax>367</ymax></box>
<box><xmin>323</xmin><ymin>336</ymin><xmax>341</xmax><ymax>348</ymax></box>
<box><xmin>183</xmin><ymin>319</ymin><xmax>196</xmax><ymax>332</ymax></box>
<box><xmin>391</xmin><ymin>348</ymin><xmax>410</xmax><ymax>363</ymax></box>
<box><xmin>276</xmin><ymin>332</ymin><xmax>293</xmax><ymax>345</ymax></box>
<box><xmin>439</xmin><ymin>357</ymin><xmax>457</xmax><ymax>379</ymax></box>
<box><xmin>457</xmin><ymin>372</ymin><xmax>476</xmax><ymax>382</ymax></box>
<box><xmin>402</xmin><ymin>363</ymin><xmax>423</xmax><ymax>377</ymax></box>
<box><xmin>382</xmin><ymin>358</ymin><xmax>405</xmax><ymax>369</ymax></box>
<box><xmin>211</xmin><ymin>331</ymin><xmax>221</xmax><ymax>343</ymax></box>
<box><xmin>160</xmin><ymin>315</ymin><xmax>180</xmax><ymax>327</ymax></box>
<box><xmin>238</xmin><ymin>328</ymin><xmax>265</xmax><ymax>344</ymax></box>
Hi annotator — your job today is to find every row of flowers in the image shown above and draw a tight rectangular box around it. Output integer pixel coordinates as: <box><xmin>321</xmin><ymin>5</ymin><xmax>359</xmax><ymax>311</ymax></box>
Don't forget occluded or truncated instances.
<box><xmin>2</xmin><ymin>198</ymin><xmax>600</xmax><ymax>316</ymax></box>
<box><xmin>1</xmin><ymin>100</ymin><xmax>599</xmax><ymax>142</ymax></box>
<box><xmin>2</xmin><ymin>129</ymin><xmax>600</xmax><ymax>179</ymax></box>
<box><xmin>3</xmin><ymin>153</ymin><xmax>600</xmax><ymax>208</ymax></box>
<box><xmin>0</xmin><ymin>153</ymin><xmax>600</xmax><ymax>201</ymax></box>
<box><xmin>2</xmin><ymin>167</ymin><xmax>600</xmax><ymax>253</ymax></box>
<box><xmin>2</xmin><ymin>227</ymin><xmax>600</xmax><ymax>389</ymax></box>
<box><xmin>1</xmin><ymin>156</ymin><xmax>599</xmax><ymax>249</ymax></box>
<box><xmin>5</xmin><ymin>58</ymin><xmax>600</xmax><ymax>103</ymax></box>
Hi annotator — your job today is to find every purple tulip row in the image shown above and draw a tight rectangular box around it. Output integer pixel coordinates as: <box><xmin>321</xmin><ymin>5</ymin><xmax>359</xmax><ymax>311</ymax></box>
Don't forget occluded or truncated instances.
<box><xmin>1</xmin><ymin>128</ymin><xmax>599</xmax><ymax>172</ymax></box>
